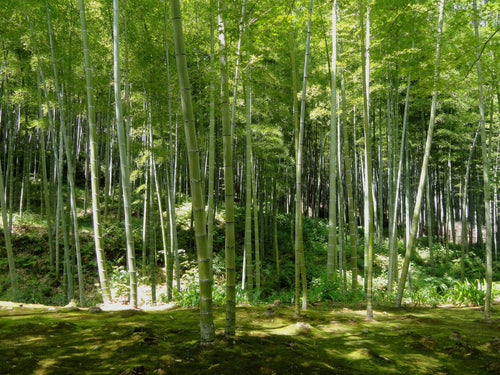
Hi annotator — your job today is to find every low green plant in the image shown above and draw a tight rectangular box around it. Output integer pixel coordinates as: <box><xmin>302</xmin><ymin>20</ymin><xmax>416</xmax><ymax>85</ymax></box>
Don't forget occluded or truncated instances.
<box><xmin>307</xmin><ymin>273</ymin><xmax>366</xmax><ymax>305</ymax></box>
<box><xmin>408</xmin><ymin>286</ymin><xmax>443</xmax><ymax>307</ymax></box>
<box><xmin>262</xmin><ymin>288</ymin><xmax>295</xmax><ymax>305</ymax></box>
<box><xmin>308</xmin><ymin>274</ymin><xmax>341</xmax><ymax>303</ymax></box>
<box><xmin>172</xmin><ymin>279</ymin><xmax>250</xmax><ymax>308</ymax></box>
<box><xmin>109</xmin><ymin>264</ymin><xmax>130</xmax><ymax>299</ymax></box>
<box><xmin>445</xmin><ymin>278</ymin><xmax>486</xmax><ymax>306</ymax></box>
<box><xmin>172</xmin><ymin>279</ymin><xmax>200</xmax><ymax>307</ymax></box>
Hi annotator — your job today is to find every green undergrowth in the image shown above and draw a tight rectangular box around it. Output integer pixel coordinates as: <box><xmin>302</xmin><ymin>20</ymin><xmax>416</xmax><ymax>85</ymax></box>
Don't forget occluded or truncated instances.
<box><xmin>1</xmin><ymin>301</ymin><xmax>499</xmax><ymax>374</ymax></box>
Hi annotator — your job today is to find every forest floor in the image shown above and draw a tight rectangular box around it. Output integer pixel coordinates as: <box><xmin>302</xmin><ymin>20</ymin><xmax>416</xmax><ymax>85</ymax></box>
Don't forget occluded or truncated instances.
<box><xmin>1</xmin><ymin>301</ymin><xmax>499</xmax><ymax>375</ymax></box>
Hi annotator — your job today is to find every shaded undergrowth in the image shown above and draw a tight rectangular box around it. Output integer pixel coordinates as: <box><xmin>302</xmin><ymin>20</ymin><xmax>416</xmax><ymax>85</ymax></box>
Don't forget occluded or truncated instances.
<box><xmin>1</xmin><ymin>302</ymin><xmax>499</xmax><ymax>375</ymax></box>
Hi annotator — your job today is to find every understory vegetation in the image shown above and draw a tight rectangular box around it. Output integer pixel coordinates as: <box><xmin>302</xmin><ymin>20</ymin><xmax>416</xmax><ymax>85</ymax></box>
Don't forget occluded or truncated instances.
<box><xmin>1</xmin><ymin>198</ymin><xmax>498</xmax><ymax>310</ymax></box>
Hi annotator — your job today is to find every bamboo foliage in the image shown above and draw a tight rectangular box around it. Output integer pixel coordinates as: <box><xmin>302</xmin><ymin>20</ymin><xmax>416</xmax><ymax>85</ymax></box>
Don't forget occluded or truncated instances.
<box><xmin>0</xmin><ymin>0</ymin><xmax>498</xmax><ymax>322</ymax></box>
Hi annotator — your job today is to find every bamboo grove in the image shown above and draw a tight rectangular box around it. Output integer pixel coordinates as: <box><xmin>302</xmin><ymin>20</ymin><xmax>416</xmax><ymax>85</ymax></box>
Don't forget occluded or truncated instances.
<box><xmin>0</xmin><ymin>0</ymin><xmax>499</xmax><ymax>341</ymax></box>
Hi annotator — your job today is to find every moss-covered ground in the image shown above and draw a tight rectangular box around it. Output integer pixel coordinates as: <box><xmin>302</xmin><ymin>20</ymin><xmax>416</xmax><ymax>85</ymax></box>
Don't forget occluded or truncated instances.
<box><xmin>1</xmin><ymin>301</ymin><xmax>499</xmax><ymax>375</ymax></box>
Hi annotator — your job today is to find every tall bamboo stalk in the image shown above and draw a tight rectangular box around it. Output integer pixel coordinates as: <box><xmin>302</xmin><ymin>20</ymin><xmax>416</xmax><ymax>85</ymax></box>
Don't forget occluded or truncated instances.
<box><xmin>218</xmin><ymin>1</ymin><xmax>236</xmax><ymax>335</ymax></box>
<box><xmin>395</xmin><ymin>0</ymin><xmax>445</xmax><ymax>307</ymax></box>
<box><xmin>295</xmin><ymin>0</ymin><xmax>313</xmax><ymax>315</ymax></box>
<box><xmin>113</xmin><ymin>0</ymin><xmax>138</xmax><ymax>308</ymax></box>
<box><xmin>78</xmin><ymin>0</ymin><xmax>110</xmax><ymax>303</ymax></box>
<box><xmin>473</xmin><ymin>0</ymin><xmax>493</xmax><ymax>322</ymax></box>
<box><xmin>327</xmin><ymin>0</ymin><xmax>338</xmax><ymax>282</ymax></box>
<box><xmin>47</xmin><ymin>5</ymin><xmax>84</xmax><ymax>305</ymax></box>
<box><xmin>170</xmin><ymin>0</ymin><xmax>214</xmax><ymax>343</ymax></box>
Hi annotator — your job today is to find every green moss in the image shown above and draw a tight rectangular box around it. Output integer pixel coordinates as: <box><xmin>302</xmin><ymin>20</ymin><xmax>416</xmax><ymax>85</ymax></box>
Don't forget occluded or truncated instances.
<box><xmin>0</xmin><ymin>302</ymin><xmax>499</xmax><ymax>374</ymax></box>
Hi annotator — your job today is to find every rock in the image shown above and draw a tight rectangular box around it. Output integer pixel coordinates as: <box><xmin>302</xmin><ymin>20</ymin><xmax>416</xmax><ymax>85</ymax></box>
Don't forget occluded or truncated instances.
<box><xmin>295</xmin><ymin>322</ymin><xmax>312</xmax><ymax>333</ymax></box>
<box><xmin>88</xmin><ymin>306</ymin><xmax>102</xmax><ymax>313</ymax></box>
<box><xmin>264</xmin><ymin>308</ymin><xmax>274</xmax><ymax>317</ymax></box>
<box><xmin>61</xmin><ymin>306</ymin><xmax>80</xmax><ymax>312</ymax></box>
<box><xmin>448</xmin><ymin>332</ymin><xmax>462</xmax><ymax>341</ymax></box>
<box><xmin>65</xmin><ymin>300</ymin><xmax>78</xmax><ymax>308</ymax></box>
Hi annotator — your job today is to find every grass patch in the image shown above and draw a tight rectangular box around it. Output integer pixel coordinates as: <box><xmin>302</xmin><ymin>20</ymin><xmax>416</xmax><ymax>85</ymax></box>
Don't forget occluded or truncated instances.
<box><xmin>0</xmin><ymin>302</ymin><xmax>499</xmax><ymax>374</ymax></box>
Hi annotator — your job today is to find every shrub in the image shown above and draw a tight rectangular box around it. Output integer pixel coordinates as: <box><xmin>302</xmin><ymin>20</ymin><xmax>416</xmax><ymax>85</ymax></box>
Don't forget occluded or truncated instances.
<box><xmin>308</xmin><ymin>272</ymin><xmax>365</xmax><ymax>304</ymax></box>
<box><xmin>409</xmin><ymin>287</ymin><xmax>443</xmax><ymax>307</ymax></box>
<box><xmin>109</xmin><ymin>264</ymin><xmax>130</xmax><ymax>300</ymax></box>
<box><xmin>445</xmin><ymin>278</ymin><xmax>486</xmax><ymax>306</ymax></box>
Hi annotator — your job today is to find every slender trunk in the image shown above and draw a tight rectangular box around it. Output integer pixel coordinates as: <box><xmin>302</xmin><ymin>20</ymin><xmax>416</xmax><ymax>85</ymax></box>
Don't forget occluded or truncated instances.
<box><xmin>151</xmin><ymin>122</ymin><xmax>171</xmax><ymax>301</ymax></box>
<box><xmin>360</xmin><ymin>1</ymin><xmax>374</xmax><ymax>319</ymax></box>
<box><xmin>113</xmin><ymin>0</ymin><xmax>137</xmax><ymax>308</ymax></box>
<box><xmin>460</xmin><ymin>129</ymin><xmax>478</xmax><ymax>280</ymax></box>
<box><xmin>218</xmin><ymin>1</ymin><xmax>236</xmax><ymax>335</ymax></box>
<box><xmin>206</xmin><ymin>0</ymin><xmax>216</xmax><ymax>277</ymax></box>
<box><xmin>78</xmin><ymin>0</ymin><xmax>110</xmax><ymax>303</ymax></box>
<box><xmin>273</xmin><ymin>177</ymin><xmax>279</xmax><ymax>277</ymax></box>
<box><xmin>47</xmin><ymin>5</ymin><xmax>84</xmax><ymax>305</ymax></box>
<box><xmin>170</xmin><ymin>0</ymin><xmax>214</xmax><ymax>343</ymax></box>
<box><xmin>377</xmin><ymin>107</ymin><xmax>383</xmax><ymax>248</ymax></box>
<box><xmin>36</xmin><ymin>73</ymin><xmax>55</xmax><ymax>270</ymax></box>
<box><xmin>143</xmin><ymin>144</ymin><xmax>150</xmax><ymax>276</ymax></box>
<box><xmin>473</xmin><ymin>0</ymin><xmax>493</xmax><ymax>322</ymax></box>
<box><xmin>243</xmin><ymin>83</ymin><xmax>253</xmax><ymax>297</ymax></box>
<box><xmin>426</xmin><ymin>162</ymin><xmax>434</xmax><ymax>265</ymax></box>
<box><xmin>163</xmin><ymin>1</ymin><xmax>180</xmax><ymax>293</ymax></box>
<box><xmin>386</xmin><ymin>74</ymin><xmax>395</xmax><ymax>283</ymax></box>
<box><xmin>148</xmin><ymin>160</ymin><xmax>156</xmax><ymax>303</ymax></box>
<box><xmin>252</xmin><ymin>160</ymin><xmax>261</xmax><ymax>294</ymax></box>
<box><xmin>388</xmin><ymin>74</ymin><xmax>411</xmax><ymax>290</ymax></box>
<box><xmin>230</xmin><ymin>0</ymin><xmax>247</xmax><ymax>137</ymax></box>
<box><xmin>338</xmin><ymin>90</ymin><xmax>346</xmax><ymax>287</ymax></box>
<box><xmin>295</xmin><ymin>0</ymin><xmax>313</xmax><ymax>316</ymax></box>
<box><xmin>327</xmin><ymin>0</ymin><xmax>338</xmax><ymax>282</ymax></box>
<box><xmin>7</xmin><ymin>109</ymin><xmax>15</xmax><ymax>229</ymax></box>
<box><xmin>0</xmin><ymin>160</ymin><xmax>18</xmax><ymax>294</ymax></box>
<box><xmin>58</xmin><ymin>126</ymin><xmax>72</xmax><ymax>300</ymax></box>
<box><xmin>395</xmin><ymin>0</ymin><xmax>445</xmax><ymax>307</ymax></box>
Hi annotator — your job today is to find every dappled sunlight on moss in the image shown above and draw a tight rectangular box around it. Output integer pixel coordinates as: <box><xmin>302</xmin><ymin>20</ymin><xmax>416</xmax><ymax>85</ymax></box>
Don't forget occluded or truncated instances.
<box><xmin>0</xmin><ymin>303</ymin><xmax>499</xmax><ymax>374</ymax></box>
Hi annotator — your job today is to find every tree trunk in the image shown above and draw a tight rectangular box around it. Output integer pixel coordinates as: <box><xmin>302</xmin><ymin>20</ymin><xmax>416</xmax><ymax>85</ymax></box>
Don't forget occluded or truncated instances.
<box><xmin>113</xmin><ymin>0</ymin><xmax>137</xmax><ymax>308</ymax></box>
<box><xmin>218</xmin><ymin>1</ymin><xmax>236</xmax><ymax>336</ymax></box>
<box><xmin>327</xmin><ymin>0</ymin><xmax>338</xmax><ymax>282</ymax></box>
<box><xmin>169</xmin><ymin>0</ymin><xmax>214</xmax><ymax>343</ymax></box>
<box><xmin>388</xmin><ymin>73</ymin><xmax>410</xmax><ymax>291</ymax></box>
<box><xmin>78</xmin><ymin>0</ymin><xmax>110</xmax><ymax>303</ymax></box>
<box><xmin>0</xmin><ymin>159</ymin><xmax>18</xmax><ymax>294</ymax></box>
<box><xmin>46</xmin><ymin>5</ymin><xmax>84</xmax><ymax>305</ymax></box>
<box><xmin>472</xmin><ymin>0</ymin><xmax>493</xmax><ymax>322</ymax></box>
<box><xmin>360</xmin><ymin>0</ymin><xmax>374</xmax><ymax>319</ymax></box>
<box><xmin>395</xmin><ymin>0</ymin><xmax>445</xmax><ymax>308</ymax></box>
<box><xmin>206</xmin><ymin>0</ymin><xmax>216</xmax><ymax>280</ymax></box>
<box><xmin>295</xmin><ymin>0</ymin><xmax>313</xmax><ymax>316</ymax></box>
<box><xmin>243</xmin><ymin>83</ymin><xmax>254</xmax><ymax>298</ymax></box>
